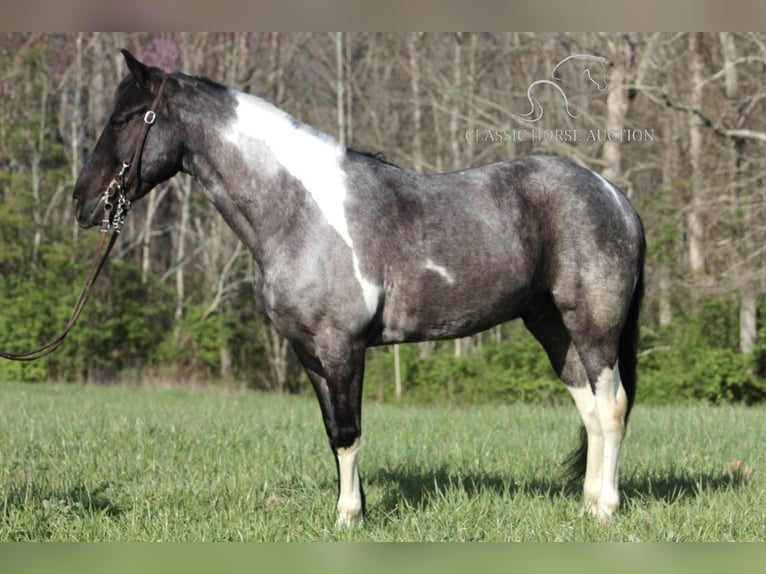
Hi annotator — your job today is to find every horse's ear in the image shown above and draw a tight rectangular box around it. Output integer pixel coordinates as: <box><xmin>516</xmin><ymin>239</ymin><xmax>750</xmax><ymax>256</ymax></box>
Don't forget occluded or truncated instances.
<box><xmin>121</xmin><ymin>49</ymin><xmax>152</xmax><ymax>91</ymax></box>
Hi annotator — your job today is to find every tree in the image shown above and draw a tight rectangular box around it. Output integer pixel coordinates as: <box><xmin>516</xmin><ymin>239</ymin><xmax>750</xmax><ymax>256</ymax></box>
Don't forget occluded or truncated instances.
<box><xmin>1</xmin><ymin>32</ymin><xmax>765</xmax><ymax>399</ymax></box>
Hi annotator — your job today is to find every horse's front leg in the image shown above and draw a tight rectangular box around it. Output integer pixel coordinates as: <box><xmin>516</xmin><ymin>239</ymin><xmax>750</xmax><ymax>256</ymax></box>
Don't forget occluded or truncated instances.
<box><xmin>294</xmin><ymin>338</ymin><xmax>367</xmax><ymax>528</ymax></box>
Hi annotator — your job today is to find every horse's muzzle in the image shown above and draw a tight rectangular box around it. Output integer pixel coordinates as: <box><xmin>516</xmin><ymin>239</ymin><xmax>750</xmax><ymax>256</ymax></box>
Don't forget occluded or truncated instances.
<box><xmin>72</xmin><ymin>195</ymin><xmax>102</xmax><ymax>229</ymax></box>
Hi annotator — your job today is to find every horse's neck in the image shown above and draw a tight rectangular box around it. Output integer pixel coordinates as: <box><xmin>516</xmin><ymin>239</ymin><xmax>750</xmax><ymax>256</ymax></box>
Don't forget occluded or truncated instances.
<box><xmin>183</xmin><ymin>89</ymin><xmax>350</xmax><ymax>263</ymax></box>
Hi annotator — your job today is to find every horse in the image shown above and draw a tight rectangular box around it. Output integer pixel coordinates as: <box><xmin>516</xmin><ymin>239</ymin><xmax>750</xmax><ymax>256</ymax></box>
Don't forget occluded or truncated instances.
<box><xmin>73</xmin><ymin>50</ymin><xmax>645</xmax><ymax>527</ymax></box>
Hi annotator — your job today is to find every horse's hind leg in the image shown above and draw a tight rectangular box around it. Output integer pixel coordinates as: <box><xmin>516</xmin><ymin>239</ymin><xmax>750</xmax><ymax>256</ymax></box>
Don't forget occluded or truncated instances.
<box><xmin>293</xmin><ymin>336</ymin><xmax>366</xmax><ymax>528</ymax></box>
<box><xmin>558</xmin><ymin>302</ymin><xmax>627</xmax><ymax>520</ymax></box>
<box><xmin>522</xmin><ymin>311</ymin><xmax>600</xmax><ymax>504</ymax></box>
<box><xmin>563</xmin><ymin>367</ymin><xmax>625</xmax><ymax>523</ymax></box>
<box><xmin>523</xmin><ymin>303</ymin><xmax>626</xmax><ymax>521</ymax></box>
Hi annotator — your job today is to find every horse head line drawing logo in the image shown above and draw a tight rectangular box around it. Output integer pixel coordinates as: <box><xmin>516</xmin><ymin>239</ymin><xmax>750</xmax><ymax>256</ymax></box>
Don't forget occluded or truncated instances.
<box><xmin>518</xmin><ymin>54</ymin><xmax>608</xmax><ymax>123</ymax></box>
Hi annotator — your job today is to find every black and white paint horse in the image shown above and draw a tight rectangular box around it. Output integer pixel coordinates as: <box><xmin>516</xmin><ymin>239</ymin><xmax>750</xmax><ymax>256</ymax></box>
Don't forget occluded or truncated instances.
<box><xmin>73</xmin><ymin>51</ymin><xmax>645</xmax><ymax>526</ymax></box>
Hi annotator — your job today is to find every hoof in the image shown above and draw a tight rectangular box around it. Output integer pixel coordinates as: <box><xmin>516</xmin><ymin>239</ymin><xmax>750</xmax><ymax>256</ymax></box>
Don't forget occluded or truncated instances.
<box><xmin>585</xmin><ymin>497</ymin><xmax>619</xmax><ymax>524</ymax></box>
<box><xmin>336</xmin><ymin>512</ymin><xmax>364</xmax><ymax>529</ymax></box>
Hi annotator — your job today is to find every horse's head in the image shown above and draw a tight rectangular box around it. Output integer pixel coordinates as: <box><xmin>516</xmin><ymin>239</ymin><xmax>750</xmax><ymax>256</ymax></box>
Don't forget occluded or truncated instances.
<box><xmin>73</xmin><ymin>50</ymin><xmax>182</xmax><ymax>229</ymax></box>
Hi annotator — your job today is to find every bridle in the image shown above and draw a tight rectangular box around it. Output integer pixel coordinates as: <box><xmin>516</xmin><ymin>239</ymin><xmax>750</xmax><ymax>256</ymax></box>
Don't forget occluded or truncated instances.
<box><xmin>0</xmin><ymin>74</ymin><xmax>169</xmax><ymax>361</ymax></box>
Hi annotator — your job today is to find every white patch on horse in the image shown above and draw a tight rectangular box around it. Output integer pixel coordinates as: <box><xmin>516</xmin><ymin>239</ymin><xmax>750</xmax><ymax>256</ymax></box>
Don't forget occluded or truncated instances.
<box><xmin>424</xmin><ymin>259</ymin><xmax>455</xmax><ymax>285</ymax></box>
<box><xmin>566</xmin><ymin>384</ymin><xmax>603</xmax><ymax>511</ymax></box>
<box><xmin>591</xmin><ymin>170</ymin><xmax>640</xmax><ymax>243</ymax></box>
<box><xmin>567</xmin><ymin>360</ymin><xmax>627</xmax><ymax>522</ymax></box>
<box><xmin>226</xmin><ymin>91</ymin><xmax>381</xmax><ymax>316</ymax></box>
<box><xmin>592</xmin><ymin>362</ymin><xmax>626</xmax><ymax>520</ymax></box>
<box><xmin>336</xmin><ymin>439</ymin><xmax>363</xmax><ymax>528</ymax></box>
<box><xmin>353</xmin><ymin>254</ymin><xmax>380</xmax><ymax>315</ymax></box>
<box><xmin>591</xmin><ymin>171</ymin><xmax>623</xmax><ymax>207</ymax></box>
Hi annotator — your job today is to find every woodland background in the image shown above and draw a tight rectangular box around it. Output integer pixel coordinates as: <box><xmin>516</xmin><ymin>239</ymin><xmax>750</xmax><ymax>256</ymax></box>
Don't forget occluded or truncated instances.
<box><xmin>1</xmin><ymin>32</ymin><xmax>765</xmax><ymax>405</ymax></box>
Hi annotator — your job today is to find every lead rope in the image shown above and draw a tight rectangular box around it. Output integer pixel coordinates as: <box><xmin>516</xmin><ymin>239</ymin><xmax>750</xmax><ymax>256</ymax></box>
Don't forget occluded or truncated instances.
<box><xmin>0</xmin><ymin>203</ymin><xmax>120</xmax><ymax>361</ymax></box>
<box><xmin>0</xmin><ymin>73</ymin><xmax>167</xmax><ymax>362</ymax></box>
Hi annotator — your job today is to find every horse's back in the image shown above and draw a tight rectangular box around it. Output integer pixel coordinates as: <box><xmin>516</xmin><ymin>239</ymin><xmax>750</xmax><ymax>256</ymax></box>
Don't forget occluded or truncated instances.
<box><xmin>349</xmin><ymin>153</ymin><xmax>643</xmax><ymax>282</ymax></box>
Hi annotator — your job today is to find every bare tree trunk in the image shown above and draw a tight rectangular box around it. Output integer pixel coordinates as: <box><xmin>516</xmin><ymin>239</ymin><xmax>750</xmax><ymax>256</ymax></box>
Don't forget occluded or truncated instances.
<box><xmin>31</xmin><ymin>71</ymin><xmax>48</xmax><ymax>265</ymax></box>
<box><xmin>658</xmin><ymin>269</ymin><xmax>673</xmax><ymax>327</ymax></box>
<box><xmin>137</xmin><ymin>186</ymin><xmax>170</xmax><ymax>285</ymax></box>
<box><xmin>720</xmin><ymin>32</ymin><xmax>738</xmax><ymax>99</ymax></box>
<box><xmin>345</xmin><ymin>35</ymin><xmax>353</xmax><ymax>145</ymax></box>
<box><xmin>393</xmin><ymin>343</ymin><xmax>402</xmax><ymax>402</ymax></box>
<box><xmin>268</xmin><ymin>33</ymin><xmax>285</xmax><ymax>105</ymax></box>
<box><xmin>601</xmin><ymin>63</ymin><xmax>627</xmax><ymax>183</ymax></box>
<box><xmin>141</xmin><ymin>190</ymin><xmax>158</xmax><ymax>284</ymax></box>
<box><xmin>220</xmin><ymin>339</ymin><xmax>232</xmax><ymax>381</ymax></box>
<box><xmin>70</xmin><ymin>32</ymin><xmax>84</xmax><ymax>244</ymax></box>
<box><xmin>203</xmin><ymin>240</ymin><xmax>244</xmax><ymax>319</ymax></box>
<box><xmin>687</xmin><ymin>32</ymin><xmax>706</xmax><ymax>274</ymax></box>
<box><xmin>407</xmin><ymin>32</ymin><xmax>424</xmax><ymax>172</ymax></box>
<box><xmin>449</xmin><ymin>33</ymin><xmax>463</xmax><ymax>172</ymax></box>
<box><xmin>88</xmin><ymin>33</ymin><xmax>108</xmax><ymax>132</ymax></box>
<box><xmin>739</xmin><ymin>293</ymin><xmax>757</xmax><ymax>354</ymax></box>
<box><xmin>174</xmin><ymin>178</ymin><xmax>192</xmax><ymax>318</ymax></box>
<box><xmin>261</xmin><ymin>322</ymin><xmax>289</xmax><ymax>393</ymax></box>
<box><xmin>658</xmin><ymin>107</ymin><xmax>683</xmax><ymax>327</ymax></box>
<box><xmin>464</xmin><ymin>33</ymin><xmax>478</xmax><ymax>165</ymax></box>
<box><xmin>336</xmin><ymin>32</ymin><xmax>346</xmax><ymax>146</ymax></box>
<box><xmin>720</xmin><ymin>32</ymin><xmax>758</xmax><ymax>353</ymax></box>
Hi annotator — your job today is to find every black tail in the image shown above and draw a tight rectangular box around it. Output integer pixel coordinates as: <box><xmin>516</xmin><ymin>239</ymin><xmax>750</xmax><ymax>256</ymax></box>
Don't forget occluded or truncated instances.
<box><xmin>619</xmin><ymin>261</ymin><xmax>644</xmax><ymax>427</ymax></box>
<box><xmin>566</xmin><ymin>251</ymin><xmax>645</xmax><ymax>481</ymax></box>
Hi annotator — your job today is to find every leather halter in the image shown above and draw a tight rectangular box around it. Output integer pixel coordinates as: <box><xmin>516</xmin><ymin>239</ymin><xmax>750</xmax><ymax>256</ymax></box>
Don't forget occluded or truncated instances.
<box><xmin>0</xmin><ymin>74</ymin><xmax>169</xmax><ymax>361</ymax></box>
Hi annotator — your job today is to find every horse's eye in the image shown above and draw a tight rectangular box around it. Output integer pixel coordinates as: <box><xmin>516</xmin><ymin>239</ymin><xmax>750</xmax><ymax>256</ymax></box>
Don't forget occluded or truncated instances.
<box><xmin>109</xmin><ymin>115</ymin><xmax>130</xmax><ymax>129</ymax></box>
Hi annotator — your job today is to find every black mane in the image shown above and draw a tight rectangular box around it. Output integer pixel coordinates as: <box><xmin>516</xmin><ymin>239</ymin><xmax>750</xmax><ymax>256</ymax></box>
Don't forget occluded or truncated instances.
<box><xmin>349</xmin><ymin>149</ymin><xmax>399</xmax><ymax>167</ymax></box>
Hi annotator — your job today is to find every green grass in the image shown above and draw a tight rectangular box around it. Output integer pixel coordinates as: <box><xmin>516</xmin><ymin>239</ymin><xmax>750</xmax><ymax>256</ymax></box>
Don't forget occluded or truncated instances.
<box><xmin>0</xmin><ymin>382</ymin><xmax>763</xmax><ymax>541</ymax></box>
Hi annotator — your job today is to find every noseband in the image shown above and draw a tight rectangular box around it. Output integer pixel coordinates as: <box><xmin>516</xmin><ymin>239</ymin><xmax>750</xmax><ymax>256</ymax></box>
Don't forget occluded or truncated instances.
<box><xmin>0</xmin><ymin>74</ymin><xmax>169</xmax><ymax>361</ymax></box>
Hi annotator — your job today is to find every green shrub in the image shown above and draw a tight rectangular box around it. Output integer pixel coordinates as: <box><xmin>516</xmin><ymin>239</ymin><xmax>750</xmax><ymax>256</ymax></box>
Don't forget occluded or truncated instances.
<box><xmin>364</xmin><ymin>330</ymin><xmax>566</xmax><ymax>407</ymax></box>
<box><xmin>0</xmin><ymin>254</ymin><xmax>175</xmax><ymax>383</ymax></box>
<box><xmin>687</xmin><ymin>348</ymin><xmax>765</xmax><ymax>403</ymax></box>
<box><xmin>158</xmin><ymin>304</ymin><xmax>231</xmax><ymax>380</ymax></box>
<box><xmin>364</xmin><ymin>296</ymin><xmax>766</xmax><ymax>407</ymax></box>
<box><xmin>637</xmin><ymin>297</ymin><xmax>766</xmax><ymax>405</ymax></box>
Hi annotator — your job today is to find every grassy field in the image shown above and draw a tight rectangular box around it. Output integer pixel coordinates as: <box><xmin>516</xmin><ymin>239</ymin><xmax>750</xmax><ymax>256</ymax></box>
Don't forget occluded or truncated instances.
<box><xmin>0</xmin><ymin>381</ymin><xmax>763</xmax><ymax>541</ymax></box>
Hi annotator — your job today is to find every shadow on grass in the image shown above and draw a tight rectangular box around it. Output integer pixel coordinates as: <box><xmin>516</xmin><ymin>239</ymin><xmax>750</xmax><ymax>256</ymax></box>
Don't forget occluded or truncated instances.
<box><xmin>2</xmin><ymin>481</ymin><xmax>121</xmax><ymax>517</ymax></box>
<box><xmin>368</xmin><ymin>463</ymin><xmax>747</xmax><ymax>514</ymax></box>
<box><xmin>369</xmin><ymin>464</ymin><xmax>576</xmax><ymax>513</ymax></box>
<box><xmin>620</xmin><ymin>468</ymin><xmax>749</xmax><ymax>504</ymax></box>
